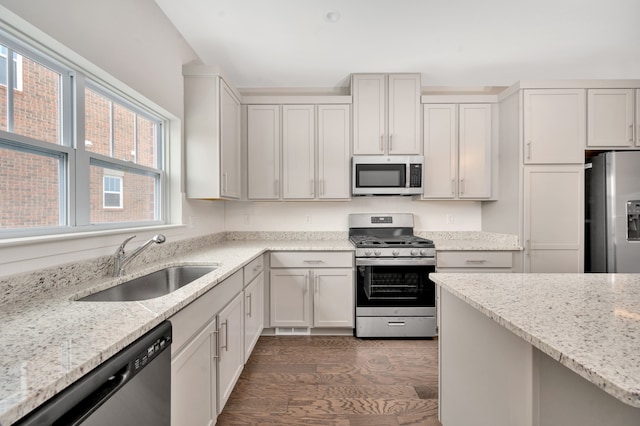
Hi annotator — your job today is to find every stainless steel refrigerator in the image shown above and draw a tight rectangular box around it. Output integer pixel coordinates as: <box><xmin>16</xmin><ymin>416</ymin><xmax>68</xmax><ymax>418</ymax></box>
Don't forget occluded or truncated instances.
<box><xmin>587</xmin><ymin>151</ymin><xmax>640</xmax><ymax>272</ymax></box>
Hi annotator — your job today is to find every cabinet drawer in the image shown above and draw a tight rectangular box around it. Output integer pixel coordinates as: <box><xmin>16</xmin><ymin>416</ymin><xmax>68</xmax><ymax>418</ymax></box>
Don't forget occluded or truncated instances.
<box><xmin>437</xmin><ymin>251</ymin><xmax>513</xmax><ymax>269</ymax></box>
<box><xmin>244</xmin><ymin>255</ymin><xmax>264</xmax><ymax>286</ymax></box>
<box><xmin>170</xmin><ymin>269</ymin><xmax>243</xmax><ymax>355</ymax></box>
<box><xmin>270</xmin><ymin>251</ymin><xmax>353</xmax><ymax>268</ymax></box>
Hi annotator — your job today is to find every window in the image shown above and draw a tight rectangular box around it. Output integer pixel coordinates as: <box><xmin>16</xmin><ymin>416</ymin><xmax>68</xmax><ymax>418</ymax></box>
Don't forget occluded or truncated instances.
<box><xmin>103</xmin><ymin>175</ymin><xmax>123</xmax><ymax>209</ymax></box>
<box><xmin>0</xmin><ymin>29</ymin><xmax>166</xmax><ymax>238</ymax></box>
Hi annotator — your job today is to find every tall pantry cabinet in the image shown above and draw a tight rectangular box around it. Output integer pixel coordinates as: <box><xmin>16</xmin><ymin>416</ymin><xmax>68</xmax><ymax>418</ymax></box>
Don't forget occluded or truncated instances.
<box><xmin>483</xmin><ymin>84</ymin><xmax>585</xmax><ymax>273</ymax></box>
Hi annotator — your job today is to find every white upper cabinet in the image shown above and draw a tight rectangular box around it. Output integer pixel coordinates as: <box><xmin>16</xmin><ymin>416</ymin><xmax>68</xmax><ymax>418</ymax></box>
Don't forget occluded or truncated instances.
<box><xmin>317</xmin><ymin>105</ymin><xmax>351</xmax><ymax>199</ymax></box>
<box><xmin>423</xmin><ymin>103</ymin><xmax>493</xmax><ymax>200</ymax></box>
<box><xmin>282</xmin><ymin>105</ymin><xmax>315</xmax><ymax>199</ymax></box>
<box><xmin>247</xmin><ymin>104</ymin><xmax>350</xmax><ymax>201</ymax></box>
<box><xmin>352</xmin><ymin>73</ymin><xmax>421</xmax><ymax>155</ymax></box>
<box><xmin>523</xmin><ymin>89</ymin><xmax>585</xmax><ymax>164</ymax></box>
<box><xmin>220</xmin><ymin>81</ymin><xmax>241</xmax><ymax>198</ymax></box>
<box><xmin>183</xmin><ymin>67</ymin><xmax>242</xmax><ymax>199</ymax></box>
<box><xmin>587</xmin><ymin>89</ymin><xmax>636</xmax><ymax>148</ymax></box>
<box><xmin>247</xmin><ymin>105</ymin><xmax>280</xmax><ymax>199</ymax></box>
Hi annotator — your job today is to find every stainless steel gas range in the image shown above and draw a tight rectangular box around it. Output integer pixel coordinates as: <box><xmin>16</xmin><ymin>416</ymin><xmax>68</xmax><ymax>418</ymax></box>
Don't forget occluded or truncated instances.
<box><xmin>349</xmin><ymin>213</ymin><xmax>437</xmax><ymax>338</ymax></box>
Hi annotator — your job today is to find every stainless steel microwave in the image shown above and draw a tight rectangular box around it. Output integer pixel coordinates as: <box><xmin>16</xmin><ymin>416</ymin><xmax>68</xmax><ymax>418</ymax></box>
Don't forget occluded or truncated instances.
<box><xmin>352</xmin><ymin>155</ymin><xmax>424</xmax><ymax>196</ymax></box>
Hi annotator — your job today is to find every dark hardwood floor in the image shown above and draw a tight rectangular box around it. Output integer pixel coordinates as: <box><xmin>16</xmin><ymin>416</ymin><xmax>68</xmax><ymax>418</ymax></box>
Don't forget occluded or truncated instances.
<box><xmin>217</xmin><ymin>335</ymin><xmax>441</xmax><ymax>425</ymax></box>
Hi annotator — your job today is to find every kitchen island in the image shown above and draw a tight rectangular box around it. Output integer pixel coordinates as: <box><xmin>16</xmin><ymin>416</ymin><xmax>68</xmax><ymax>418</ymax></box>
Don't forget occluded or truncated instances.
<box><xmin>431</xmin><ymin>273</ymin><xmax>640</xmax><ymax>426</ymax></box>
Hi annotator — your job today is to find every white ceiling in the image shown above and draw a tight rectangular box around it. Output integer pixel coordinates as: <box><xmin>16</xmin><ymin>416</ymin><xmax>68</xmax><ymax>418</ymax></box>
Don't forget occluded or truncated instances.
<box><xmin>154</xmin><ymin>0</ymin><xmax>640</xmax><ymax>90</ymax></box>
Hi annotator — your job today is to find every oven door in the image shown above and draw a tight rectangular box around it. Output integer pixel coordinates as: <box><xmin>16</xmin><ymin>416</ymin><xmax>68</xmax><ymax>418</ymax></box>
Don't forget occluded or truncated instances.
<box><xmin>355</xmin><ymin>259</ymin><xmax>436</xmax><ymax>316</ymax></box>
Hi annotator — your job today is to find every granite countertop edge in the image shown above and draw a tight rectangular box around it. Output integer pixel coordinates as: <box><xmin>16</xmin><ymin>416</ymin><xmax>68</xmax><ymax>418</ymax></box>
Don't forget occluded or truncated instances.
<box><xmin>431</xmin><ymin>272</ymin><xmax>640</xmax><ymax>409</ymax></box>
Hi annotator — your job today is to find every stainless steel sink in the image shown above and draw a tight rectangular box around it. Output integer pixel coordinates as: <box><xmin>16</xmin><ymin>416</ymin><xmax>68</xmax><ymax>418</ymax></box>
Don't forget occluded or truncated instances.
<box><xmin>78</xmin><ymin>265</ymin><xmax>218</xmax><ymax>302</ymax></box>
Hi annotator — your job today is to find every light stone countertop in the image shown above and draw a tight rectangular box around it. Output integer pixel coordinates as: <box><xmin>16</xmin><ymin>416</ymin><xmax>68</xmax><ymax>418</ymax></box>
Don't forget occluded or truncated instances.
<box><xmin>0</xmin><ymin>238</ymin><xmax>353</xmax><ymax>426</ymax></box>
<box><xmin>0</xmin><ymin>230</ymin><xmax>516</xmax><ymax>425</ymax></box>
<box><xmin>431</xmin><ymin>272</ymin><xmax>640</xmax><ymax>408</ymax></box>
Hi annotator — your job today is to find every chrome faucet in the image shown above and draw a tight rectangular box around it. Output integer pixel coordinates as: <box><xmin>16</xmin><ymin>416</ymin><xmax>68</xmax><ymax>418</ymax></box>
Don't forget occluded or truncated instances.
<box><xmin>113</xmin><ymin>234</ymin><xmax>166</xmax><ymax>277</ymax></box>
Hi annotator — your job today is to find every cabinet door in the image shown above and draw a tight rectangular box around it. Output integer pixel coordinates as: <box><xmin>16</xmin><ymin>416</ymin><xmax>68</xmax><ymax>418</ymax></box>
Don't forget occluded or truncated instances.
<box><xmin>282</xmin><ymin>105</ymin><xmax>315</xmax><ymax>199</ymax></box>
<box><xmin>523</xmin><ymin>89</ymin><xmax>585</xmax><ymax>164</ymax></box>
<box><xmin>458</xmin><ymin>104</ymin><xmax>492</xmax><ymax>199</ymax></box>
<box><xmin>244</xmin><ymin>273</ymin><xmax>264</xmax><ymax>363</ymax></box>
<box><xmin>523</xmin><ymin>165</ymin><xmax>583</xmax><ymax>272</ymax></box>
<box><xmin>247</xmin><ymin>105</ymin><xmax>280</xmax><ymax>199</ymax></box>
<box><xmin>313</xmin><ymin>269</ymin><xmax>354</xmax><ymax>327</ymax></box>
<box><xmin>587</xmin><ymin>89</ymin><xmax>635</xmax><ymax>148</ymax></box>
<box><xmin>352</xmin><ymin>74</ymin><xmax>386</xmax><ymax>155</ymax></box>
<box><xmin>636</xmin><ymin>89</ymin><xmax>640</xmax><ymax>147</ymax></box>
<box><xmin>388</xmin><ymin>74</ymin><xmax>421</xmax><ymax>155</ymax></box>
<box><xmin>220</xmin><ymin>80</ymin><xmax>241</xmax><ymax>199</ymax></box>
<box><xmin>270</xmin><ymin>269</ymin><xmax>311</xmax><ymax>327</ymax></box>
<box><xmin>423</xmin><ymin>104</ymin><xmax>457</xmax><ymax>199</ymax></box>
<box><xmin>317</xmin><ymin>105</ymin><xmax>351</xmax><ymax>199</ymax></box>
<box><xmin>217</xmin><ymin>292</ymin><xmax>244</xmax><ymax>413</ymax></box>
<box><xmin>171</xmin><ymin>318</ymin><xmax>216</xmax><ymax>426</ymax></box>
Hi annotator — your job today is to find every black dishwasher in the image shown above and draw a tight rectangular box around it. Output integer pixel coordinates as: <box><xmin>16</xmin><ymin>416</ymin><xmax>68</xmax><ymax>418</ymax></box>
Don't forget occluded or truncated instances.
<box><xmin>16</xmin><ymin>321</ymin><xmax>172</xmax><ymax>426</ymax></box>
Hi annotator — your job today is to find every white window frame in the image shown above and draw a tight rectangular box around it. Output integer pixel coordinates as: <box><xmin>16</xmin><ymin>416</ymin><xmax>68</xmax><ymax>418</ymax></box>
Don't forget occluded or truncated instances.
<box><xmin>0</xmin><ymin>26</ymin><xmax>170</xmax><ymax>239</ymax></box>
<box><xmin>0</xmin><ymin>44</ymin><xmax>23</xmax><ymax>91</ymax></box>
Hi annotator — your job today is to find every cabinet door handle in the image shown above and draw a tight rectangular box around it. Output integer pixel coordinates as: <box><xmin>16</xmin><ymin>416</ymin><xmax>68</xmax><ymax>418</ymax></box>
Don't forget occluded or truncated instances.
<box><xmin>315</xmin><ymin>274</ymin><xmax>320</xmax><ymax>295</ymax></box>
<box><xmin>303</xmin><ymin>260</ymin><xmax>324</xmax><ymax>264</ymax></box>
<box><xmin>526</xmin><ymin>239</ymin><xmax>531</xmax><ymax>256</ymax></box>
<box><xmin>389</xmin><ymin>134</ymin><xmax>393</xmax><ymax>151</ymax></box>
<box><xmin>213</xmin><ymin>328</ymin><xmax>220</xmax><ymax>360</ymax></box>
<box><xmin>223</xmin><ymin>172</ymin><xmax>228</xmax><ymax>193</ymax></box>
<box><xmin>246</xmin><ymin>293</ymin><xmax>252</xmax><ymax>318</ymax></box>
<box><xmin>220</xmin><ymin>320</ymin><xmax>228</xmax><ymax>352</ymax></box>
<box><xmin>305</xmin><ymin>273</ymin><xmax>309</xmax><ymax>294</ymax></box>
<box><xmin>451</xmin><ymin>178</ymin><xmax>455</xmax><ymax>195</ymax></box>
<box><xmin>380</xmin><ymin>134</ymin><xmax>384</xmax><ymax>152</ymax></box>
<box><xmin>526</xmin><ymin>141</ymin><xmax>532</xmax><ymax>160</ymax></box>
<box><xmin>252</xmin><ymin>265</ymin><xmax>262</xmax><ymax>274</ymax></box>
<box><xmin>465</xmin><ymin>259</ymin><xmax>487</xmax><ymax>264</ymax></box>
<box><xmin>460</xmin><ymin>178</ymin><xmax>465</xmax><ymax>195</ymax></box>
<box><xmin>631</xmin><ymin>124</ymin><xmax>635</xmax><ymax>143</ymax></box>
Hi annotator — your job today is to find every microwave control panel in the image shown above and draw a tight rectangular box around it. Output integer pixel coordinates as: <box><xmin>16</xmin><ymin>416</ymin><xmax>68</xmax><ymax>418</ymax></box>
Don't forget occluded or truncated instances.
<box><xmin>409</xmin><ymin>164</ymin><xmax>422</xmax><ymax>188</ymax></box>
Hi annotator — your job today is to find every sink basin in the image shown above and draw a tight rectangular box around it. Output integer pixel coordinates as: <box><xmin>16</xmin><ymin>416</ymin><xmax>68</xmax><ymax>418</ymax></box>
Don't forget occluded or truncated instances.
<box><xmin>78</xmin><ymin>265</ymin><xmax>218</xmax><ymax>302</ymax></box>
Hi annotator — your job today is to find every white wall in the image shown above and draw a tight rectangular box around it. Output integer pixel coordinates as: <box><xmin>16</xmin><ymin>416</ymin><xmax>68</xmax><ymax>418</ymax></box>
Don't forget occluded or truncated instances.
<box><xmin>225</xmin><ymin>198</ymin><xmax>481</xmax><ymax>232</ymax></box>
<box><xmin>0</xmin><ymin>0</ymin><xmax>226</xmax><ymax>276</ymax></box>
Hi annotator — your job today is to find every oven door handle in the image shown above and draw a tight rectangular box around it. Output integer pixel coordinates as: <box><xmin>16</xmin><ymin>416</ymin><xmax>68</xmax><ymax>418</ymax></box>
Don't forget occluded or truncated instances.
<box><xmin>355</xmin><ymin>258</ymin><xmax>436</xmax><ymax>266</ymax></box>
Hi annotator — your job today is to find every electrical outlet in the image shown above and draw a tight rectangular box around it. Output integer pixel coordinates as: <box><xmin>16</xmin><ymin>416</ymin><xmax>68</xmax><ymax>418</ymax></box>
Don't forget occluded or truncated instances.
<box><xmin>446</xmin><ymin>214</ymin><xmax>455</xmax><ymax>225</ymax></box>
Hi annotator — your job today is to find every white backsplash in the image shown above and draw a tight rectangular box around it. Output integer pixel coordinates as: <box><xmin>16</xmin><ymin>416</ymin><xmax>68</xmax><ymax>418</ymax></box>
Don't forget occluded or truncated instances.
<box><xmin>224</xmin><ymin>198</ymin><xmax>482</xmax><ymax>231</ymax></box>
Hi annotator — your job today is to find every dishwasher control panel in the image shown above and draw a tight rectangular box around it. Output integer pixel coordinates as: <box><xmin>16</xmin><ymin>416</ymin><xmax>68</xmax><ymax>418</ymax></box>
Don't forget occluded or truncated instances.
<box><xmin>133</xmin><ymin>332</ymin><xmax>171</xmax><ymax>374</ymax></box>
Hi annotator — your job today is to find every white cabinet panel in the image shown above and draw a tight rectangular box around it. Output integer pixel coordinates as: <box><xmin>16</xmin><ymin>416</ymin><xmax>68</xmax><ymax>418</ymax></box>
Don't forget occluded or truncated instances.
<box><xmin>244</xmin><ymin>272</ymin><xmax>264</xmax><ymax>362</ymax></box>
<box><xmin>423</xmin><ymin>103</ymin><xmax>493</xmax><ymax>199</ymax></box>
<box><xmin>219</xmin><ymin>81</ymin><xmax>241</xmax><ymax>198</ymax></box>
<box><xmin>318</xmin><ymin>105</ymin><xmax>351</xmax><ymax>199</ymax></box>
<box><xmin>587</xmin><ymin>89</ymin><xmax>635</xmax><ymax>148</ymax></box>
<box><xmin>313</xmin><ymin>269</ymin><xmax>354</xmax><ymax>327</ymax></box>
<box><xmin>524</xmin><ymin>165</ymin><xmax>583</xmax><ymax>272</ymax></box>
<box><xmin>282</xmin><ymin>105</ymin><xmax>315</xmax><ymax>199</ymax></box>
<box><xmin>247</xmin><ymin>105</ymin><xmax>280</xmax><ymax>199</ymax></box>
<box><xmin>217</xmin><ymin>292</ymin><xmax>244</xmax><ymax>413</ymax></box>
<box><xmin>270</xmin><ymin>269</ymin><xmax>311</xmax><ymax>327</ymax></box>
<box><xmin>352</xmin><ymin>73</ymin><xmax>421</xmax><ymax>155</ymax></box>
<box><xmin>523</xmin><ymin>89</ymin><xmax>585</xmax><ymax>164</ymax></box>
<box><xmin>171</xmin><ymin>318</ymin><xmax>216</xmax><ymax>426</ymax></box>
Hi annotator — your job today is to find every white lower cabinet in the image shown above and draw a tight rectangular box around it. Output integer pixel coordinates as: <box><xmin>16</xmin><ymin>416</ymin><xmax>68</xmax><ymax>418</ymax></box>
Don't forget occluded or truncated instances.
<box><xmin>243</xmin><ymin>256</ymin><xmax>265</xmax><ymax>363</ymax></box>
<box><xmin>170</xmin><ymin>269</ymin><xmax>245</xmax><ymax>426</ymax></box>
<box><xmin>171</xmin><ymin>317</ymin><xmax>217</xmax><ymax>426</ymax></box>
<box><xmin>216</xmin><ymin>292</ymin><xmax>244</xmax><ymax>413</ymax></box>
<box><xmin>269</xmin><ymin>252</ymin><xmax>354</xmax><ymax>329</ymax></box>
<box><xmin>436</xmin><ymin>251</ymin><xmax>514</xmax><ymax>273</ymax></box>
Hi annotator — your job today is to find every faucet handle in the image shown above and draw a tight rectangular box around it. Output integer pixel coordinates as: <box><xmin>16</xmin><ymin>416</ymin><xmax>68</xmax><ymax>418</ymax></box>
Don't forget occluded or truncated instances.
<box><xmin>117</xmin><ymin>235</ymin><xmax>137</xmax><ymax>254</ymax></box>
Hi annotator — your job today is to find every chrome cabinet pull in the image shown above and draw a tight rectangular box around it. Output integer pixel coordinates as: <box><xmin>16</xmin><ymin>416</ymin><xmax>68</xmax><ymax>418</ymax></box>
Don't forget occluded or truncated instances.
<box><xmin>213</xmin><ymin>328</ymin><xmax>220</xmax><ymax>359</ymax></box>
<box><xmin>527</xmin><ymin>141</ymin><xmax>532</xmax><ymax>160</ymax></box>
<box><xmin>220</xmin><ymin>320</ymin><xmax>228</xmax><ymax>352</ymax></box>
<box><xmin>460</xmin><ymin>178</ymin><xmax>465</xmax><ymax>195</ymax></box>
<box><xmin>303</xmin><ymin>260</ymin><xmax>324</xmax><ymax>264</ymax></box>
<box><xmin>380</xmin><ymin>134</ymin><xmax>384</xmax><ymax>152</ymax></box>
<box><xmin>526</xmin><ymin>239</ymin><xmax>531</xmax><ymax>256</ymax></box>
<box><xmin>451</xmin><ymin>178</ymin><xmax>455</xmax><ymax>195</ymax></box>
<box><xmin>389</xmin><ymin>134</ymin><xmax>393</xmax><ymax>151</ymax></box>
<box><xmin>246</xmin><ymin>293</ymin><xmax>252</xmax><ymax>318</ymax></box>
<box><xmin>465</xmin><ymin>259</ymin><xmax>487</xmax><ymax>264</ymax></box>
<box><xmin>315</xmin><ymin>274</ymin><xmax>320</xmax><ymax>295</ymax></box>
<box><xmin>631</xmin><ymin>124</ymin><xmax>635</xmax><ymax>143</ymax></box>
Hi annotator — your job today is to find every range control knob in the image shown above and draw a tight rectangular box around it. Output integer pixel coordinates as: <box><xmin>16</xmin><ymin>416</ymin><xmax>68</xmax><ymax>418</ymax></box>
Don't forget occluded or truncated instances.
<box><xmin>392</xmin><ymin>249</ymin><xmax>400</xmax><ymax>256</ymax></box>
<box><xmin>419</xmin><ymin>249</ymin><xmax>428</xmax><ymax>256</ymax></box>
<box><xmin>374</xmin><ymin>250</ymin><xmax>382</xmax><ymax>256</ymax></box>
<box><xmin>364</xmin><ymin>250</ymin><xmax>372</xmax><ymax>256</ymax></box>
<box><xmin>410</xmin><ymin>249</ymin><xmax>418</xmax><ymax>256</ymax></box>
